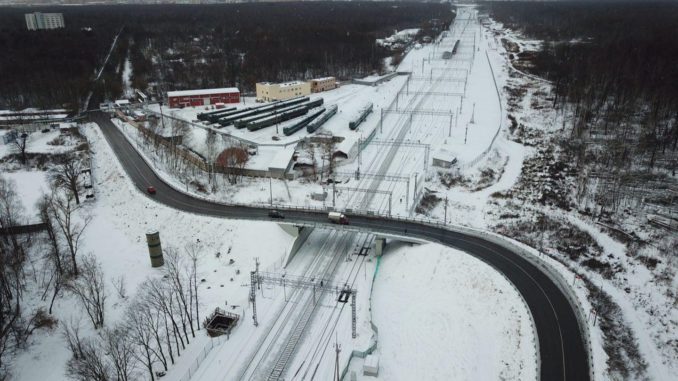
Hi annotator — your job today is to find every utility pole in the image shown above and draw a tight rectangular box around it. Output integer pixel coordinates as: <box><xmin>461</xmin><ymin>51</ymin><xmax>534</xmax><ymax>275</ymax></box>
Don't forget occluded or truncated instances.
<box><xmin>334</xmin><ymin>338</ymin><xmax>341</xmax><ymax>381</ymax></box>
<box><xmin>414</xmin><ymin>172</ymin><xmax>418</xmax><ymax>206</ymax></box>
<box><xmin>269</xmin><ymin>177</ymin><xmax>273</xmax><ymax>206</ymax></box>
<box><xmin>444</xmin><ymin>196</ymin><xmax>448</xmax><ymax>223</ymax></box>
<box><xmin>249</xmin><ymin>271</ymin><xmax>258</xmax><ymax>327</ymax></box>
<box><xmin>470</xmin><ymin>102</ymin><xmax>476</xmax><ymax>124</ymax></box>
<box><xmin>332</xmin><ymin>181</ymin><xmax>336</xmax><ymax>208</ymax></box>
<box><xmin>464</xmin><ymin>123</ymin><xmax>469</xmax><ymax>144</ymax></box>
<box><xmin>449</xmin><ymin>114</ymin><xmax>453</xmax><ymax>137</ymax></box>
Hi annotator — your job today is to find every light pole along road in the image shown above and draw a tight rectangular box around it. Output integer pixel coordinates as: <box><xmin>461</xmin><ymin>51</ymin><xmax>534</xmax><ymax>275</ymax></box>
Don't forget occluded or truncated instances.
<box><xmin>90</xmin><ymin>111</ymin><xmax>590</xmax><ymax>381</ymax></box>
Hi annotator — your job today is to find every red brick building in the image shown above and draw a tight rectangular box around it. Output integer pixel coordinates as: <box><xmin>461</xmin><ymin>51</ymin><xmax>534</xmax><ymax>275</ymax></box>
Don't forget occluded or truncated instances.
<box><xmin>167</xmin><ymin>87</ymin><xmax>240</xmax><ymax>108</ymax></box>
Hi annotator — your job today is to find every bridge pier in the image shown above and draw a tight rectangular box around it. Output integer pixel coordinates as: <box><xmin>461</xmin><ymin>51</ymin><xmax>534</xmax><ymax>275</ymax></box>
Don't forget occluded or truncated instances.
<box><xmin>280</xmin><ymin>225</ymin><xmax>314</xmax><ymax>267</ymax></box>
<box><xmin>374</xmin><ymin>237</ymin><xmax>387</xmax><ymax>257</ymax></box>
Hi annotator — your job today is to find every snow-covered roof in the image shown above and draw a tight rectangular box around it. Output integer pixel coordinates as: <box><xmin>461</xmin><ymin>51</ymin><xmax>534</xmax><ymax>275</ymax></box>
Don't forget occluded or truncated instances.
<box><xmin>268</xmin><ymin>146</ymin><xmax>296</xmax><ymax>171</ymax></box>
<box><xmin>433</xmin><ymin>148</ymin><xmax>457</xmax><ymax>163</ymax></box>
<box><xmin>167</xmin><ymin>88</ymin><xmax>239</xmax><ymax>97</ymax></box>
<box><xmin>279</xmin><ymin>81</ymin><xmax>305</xmax><ymax>88</ymax></box>
<box><xmin>396</xmin><ymin>28</ymin><xmax>420</xmax><ymax>36</ymax></box>
<box><xmin>312</xmin><ymin>77</ymin><xmax>335</xmax><ymax>82</ymax></box>
<box><xmin>335</xmin><ymin>137</ymin><xmax>357</xmax><ymax>155</ymax></box>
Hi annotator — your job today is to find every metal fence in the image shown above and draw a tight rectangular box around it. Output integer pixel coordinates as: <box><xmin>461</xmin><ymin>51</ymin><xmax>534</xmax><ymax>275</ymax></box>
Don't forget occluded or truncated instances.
<box><xmin>176</xmin><ymin>335</ymin><xmax>228</xmax><ymax>381</ymax></box>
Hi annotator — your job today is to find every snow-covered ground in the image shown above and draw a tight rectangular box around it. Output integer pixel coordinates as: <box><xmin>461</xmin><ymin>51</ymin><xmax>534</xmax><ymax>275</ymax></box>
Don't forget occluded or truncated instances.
<box><xmin>2</xmin><ymin>171</ymin><xmax>49</xmax><ymax>223</ymax></box>
<box><xmin>0</xmin><ymin>129</ymin><xmax>76</xmax><ymax>159</ymax></box>
<box><xmin>351</xmin><ymin>243</ymin><xmax>536</xmax><ymax>381</ymax></box>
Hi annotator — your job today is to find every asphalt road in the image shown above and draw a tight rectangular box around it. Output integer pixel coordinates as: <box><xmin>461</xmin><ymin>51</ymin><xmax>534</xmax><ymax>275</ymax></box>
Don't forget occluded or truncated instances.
<box><xmin>90</xmin><ymin>112</ymin><xmax>589</xmax><ymax>381</ymax></box>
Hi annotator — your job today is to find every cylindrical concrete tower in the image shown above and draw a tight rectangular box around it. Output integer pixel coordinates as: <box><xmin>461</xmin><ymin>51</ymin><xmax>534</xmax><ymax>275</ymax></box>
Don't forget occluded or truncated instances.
<box><xmin>146</xmin><ymin>231</ymin><xmax>164</xmax><ymax>267</ymax></box>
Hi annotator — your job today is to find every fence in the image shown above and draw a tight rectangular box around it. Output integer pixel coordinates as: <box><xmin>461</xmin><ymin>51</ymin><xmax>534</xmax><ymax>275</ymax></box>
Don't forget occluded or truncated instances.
<box><xmin>0</xmin><ymin>223</ymin><xmax>47</xmax><ymax>236</ymax></box>
<box><xmin>114</xmin><ymin>114</ymin><xmax>294</xmax><ymax>180</ymax></box>
<box><xmin>176</xmin><ymin>335</ymin><xmax>229</xmax><ymax>381</ymax></box>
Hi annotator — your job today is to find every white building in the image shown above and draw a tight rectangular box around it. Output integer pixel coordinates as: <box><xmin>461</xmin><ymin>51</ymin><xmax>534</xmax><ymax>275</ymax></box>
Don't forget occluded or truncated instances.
<box><xmin>25</xmin><ymin>12</ymin><xmax>65</xmax><ymax>31</ymax></box>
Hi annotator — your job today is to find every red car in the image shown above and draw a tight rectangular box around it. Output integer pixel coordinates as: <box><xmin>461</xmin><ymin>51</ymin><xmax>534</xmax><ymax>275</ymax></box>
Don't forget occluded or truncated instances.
<box><xmin>147</xmin><ymin>186</ymin><xmax>157</xmax><ymax>194</ymax></box>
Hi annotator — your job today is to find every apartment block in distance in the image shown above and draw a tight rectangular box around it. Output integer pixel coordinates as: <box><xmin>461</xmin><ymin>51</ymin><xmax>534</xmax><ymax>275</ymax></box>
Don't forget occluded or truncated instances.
<box><xmin>25</xmin><ymin>12</ymin><xmax>65</xmax><ymax>31</ymax></box>
<box><xmin>256</xmin><ymin>81</ymin><xmax>311</xmax><ymax>102</ymax></box>
<box><xmin>167</xmin><ymin>87</ymin><xmax>240</xmax><ymax>108</ymax></box>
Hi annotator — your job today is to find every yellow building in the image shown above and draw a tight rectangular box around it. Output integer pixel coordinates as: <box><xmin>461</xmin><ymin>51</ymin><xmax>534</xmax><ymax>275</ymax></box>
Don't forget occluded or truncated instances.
<box><xmin>256</xmin><ymin>81</ymin><xmax>311</xmax><ymax>102</ymax></box>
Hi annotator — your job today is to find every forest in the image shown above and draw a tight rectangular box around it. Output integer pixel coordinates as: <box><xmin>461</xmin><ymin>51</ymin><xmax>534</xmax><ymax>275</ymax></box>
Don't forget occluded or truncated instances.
<box><xmin>486</xmin><ymin>1</ymin><xmax>678</xmax><ymax>218</ymax></box>
<box><xmin>0</xmin><ymin>1</ymin><xmax>453</xmax><ymax>111</ymax></box>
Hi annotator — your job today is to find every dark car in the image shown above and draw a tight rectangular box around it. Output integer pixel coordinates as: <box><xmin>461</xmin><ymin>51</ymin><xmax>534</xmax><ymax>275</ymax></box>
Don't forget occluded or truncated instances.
<box><xmin>268</xmin><ymin>210</ymin><xmax>284</xmax><ymax>219</ymax></box>
<box><xmin>147</xmin><ymin>186</ymin><xmax>157</xmax><ymax>195</ymax></box>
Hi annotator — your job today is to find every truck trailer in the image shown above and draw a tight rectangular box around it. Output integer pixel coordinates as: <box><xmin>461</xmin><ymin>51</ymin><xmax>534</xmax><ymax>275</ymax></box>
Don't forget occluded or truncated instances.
<box><xmin>328</xmin><ymin>212</ymin><xmax>349</xmax><ymax>225</ymax></box>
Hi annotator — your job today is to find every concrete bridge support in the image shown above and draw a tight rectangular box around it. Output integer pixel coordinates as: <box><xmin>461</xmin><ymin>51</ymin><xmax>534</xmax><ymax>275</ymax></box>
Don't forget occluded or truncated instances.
<box><xmin>374</xmin><ymin>236</ymin><xmax>387</xmax><ymax>257</ymax></box>
<box><xmin>280</xmin><ymin>225</ymin><xmax>314</xmax><ymax>267</ymax></box>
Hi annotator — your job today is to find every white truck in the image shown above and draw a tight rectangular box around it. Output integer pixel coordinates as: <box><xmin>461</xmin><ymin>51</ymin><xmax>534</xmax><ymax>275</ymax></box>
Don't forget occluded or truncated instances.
<box><xmin>328</xmin><ymin>211</ymin><xmax>349</xmax><ymax>225</ymax></box>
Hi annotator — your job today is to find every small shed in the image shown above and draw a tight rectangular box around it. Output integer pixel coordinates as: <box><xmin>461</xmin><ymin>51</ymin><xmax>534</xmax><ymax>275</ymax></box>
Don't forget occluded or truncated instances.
<box><xmin>432</xmin><ymin>148</ymin><xmax>457</xmax><ymax>169</ymax></box>
<box><xmin>363</xmin><ymin>354</ymin><xmax>379</xmax><ymax>377</ymax></box>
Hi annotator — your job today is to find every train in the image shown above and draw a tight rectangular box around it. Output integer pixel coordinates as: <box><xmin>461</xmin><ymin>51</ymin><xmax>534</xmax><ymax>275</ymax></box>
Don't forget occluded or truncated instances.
<box><xmin>216</xmin><ymin>96</ymin><xmax>310</xmax><ymax>126</ymax></box>
<box><xmin>196</xmin><ymin>106</ymin><xmax>237</xmax><ymax>122</ymax></box>
<box><xmin>282</xmin><ymin>107</ymin><xmax>326</xmax><ymax>136</ymax></box>
<box><xmin>306</xmin><ymin>104</ymin><xmax>338</xmax><ymax>133</ymax></box>
<box><xmin>233</xmin><ymin>103</ymin><xmax>311</xmax><ymax>129</ymax></box>
<box><xmin>349</xmin><ymin>103</ymin><xmax>373</xmax><ymax>130</ymax></box>
<box><xmin>245</xmin><ymin>98</ymin><xmax>324</xmax><ymax>132</ymax></box>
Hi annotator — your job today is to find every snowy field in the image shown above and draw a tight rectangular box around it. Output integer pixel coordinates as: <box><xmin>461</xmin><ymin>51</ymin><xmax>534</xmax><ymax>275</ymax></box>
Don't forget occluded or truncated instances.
<box><xmin>2</xmin><ymin>171</ymin><xmax>49</xmax><ymax>223</ymax></box>
<box><xmin>352</xmin><ymin>243</ymin><xmax>536</xmax><ymax>381</ymax></box>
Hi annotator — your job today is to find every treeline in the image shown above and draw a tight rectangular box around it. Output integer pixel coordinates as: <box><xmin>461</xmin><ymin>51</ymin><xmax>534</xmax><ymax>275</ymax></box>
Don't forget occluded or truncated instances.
<box><xmin>486</xmin><ymin>1</ymin><xmax>678</xmax><ymax>215</ymax></box>
<box><xmin>0</xmin><ymin>1</ymin><xmax>453</xmax><ymax>110</ymax></box>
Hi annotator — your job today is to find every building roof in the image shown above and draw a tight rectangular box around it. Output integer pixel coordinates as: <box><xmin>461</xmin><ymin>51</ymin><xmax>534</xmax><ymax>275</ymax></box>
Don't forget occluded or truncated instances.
<box><xmin>268</xmin><ymin>146</ymin><xmax>296</xmax><ymax>171</ymax></box>
<box><xmin>433</xmin><ymin>148</ymin><xmax>457</xmax><ymax>163</ymax></box>
<box><xmin>167</xmin><ymin>87</ymin><xmax>239</xmax><ymax>97</ymax></box>
<box><xmin>279</xmin><ymin>81</ymin><xmax>306</xmax><ymax>88</ymax></box>
<box><xmin>312</xmin><ymin>77</ymin><xmax>335</xmax><ymax>82</ymax></box>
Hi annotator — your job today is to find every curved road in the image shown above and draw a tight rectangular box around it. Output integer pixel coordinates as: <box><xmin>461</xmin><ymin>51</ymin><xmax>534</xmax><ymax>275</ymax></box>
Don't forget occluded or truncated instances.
<box><xmin>90</xmin><ymin>112</ymin><xmax>589</xmax><ymax>381</ymax></box>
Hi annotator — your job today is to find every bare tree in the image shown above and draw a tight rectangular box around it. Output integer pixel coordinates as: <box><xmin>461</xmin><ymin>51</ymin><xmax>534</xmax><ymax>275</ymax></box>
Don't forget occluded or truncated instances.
<box><xmin>0</xmin><ymin>176</ymin><xmax>28</xmax><ymax>376</ymax></box>
<box><xmin>47</xmin><ymin>189</ymin><xmax>91</xmax><ymax>276</ymax></box>
<box><xmin>125</xmin><ymin>301</ymin><xmax>157</xmax><ymax>381</ymax></box>
<box><xmin>143</xmin><ymin>278</ymin><xmax>186</xmax><ymax>357</ymax></box>
<box><xmin>67</xmin><ymin>254</ymin><xmax>106</xmax><ymax>329</ymax></box>
<box><xmin>37</xmin><ymin>193</ymin><xmax>67</xmax><ymax>314</ymax></box>
<box><xmin>52</xmin><ymin>154</ymin><xmax>85</xmax><ymax>205</ymax></box>
<box><xmin>216</xmin><ymin>146</ymin><xmax>249</xmax><ymax>184</ymax></box>
<box><xmin>205</xmin><ymin>129</ymin><xmax>218</xmax><ymax>186</ymax></box>
<box><xmin>185</xmin><ymin>244</ymin><xmax>202</xmax><ymax>331</ymax></box>
<box><xmin>321</xmin><ymin>138</ymin><xmax>337</xmax><ymax>178</ymax></box>
<box><xmin>63</xmin><ymin>321</ymin><xmax>111</xmax><ymax>381</ymax></box>
<box><xmin>12</xmin><ymin>132</ymin><xmax>29</xmax><ymax>165</ymax></box>
<box><xmin>101</xmin><ymin>326</ymin><xmax>136</xmax><ymax>381</ymax></box>
<box><xmin>164</xmin><ymin>248</ymin><xmax>195</xmax><ymax>339</ymax></box>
